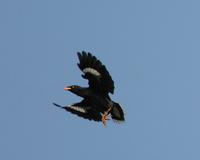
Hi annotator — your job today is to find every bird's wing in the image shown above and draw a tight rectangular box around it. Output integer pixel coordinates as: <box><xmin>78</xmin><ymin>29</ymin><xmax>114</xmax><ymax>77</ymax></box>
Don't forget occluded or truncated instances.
<box><xmin>77</xmin><ymin>51</ymin><xmax>114</xmax><ymax>95</ymax></box>
<box><xmin>53</xmin><ymin>99</ymin><xmax>102</xmax><ymax>122</ymax></box>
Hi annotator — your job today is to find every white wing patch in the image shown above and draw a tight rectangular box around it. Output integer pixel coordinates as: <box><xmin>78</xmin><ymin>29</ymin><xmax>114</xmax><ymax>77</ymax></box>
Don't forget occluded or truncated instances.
<box><xmin>83</xmin><ymin>67</ymin><xmax>101</xmax><ymax>76</ymax></box>
<box><xmin>69</xmin><ymin>105</ymin><xmax>86</xmax><ymax>113</ymax></box>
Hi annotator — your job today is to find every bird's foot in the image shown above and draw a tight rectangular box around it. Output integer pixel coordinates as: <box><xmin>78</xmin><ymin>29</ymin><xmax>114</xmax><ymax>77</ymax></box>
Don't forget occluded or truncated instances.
<box><xmin>102</xmin><ymin>114</ymin><xmax>110</xmax><ymax>126</ymax></box>
<box><xmin>107</xmin><ymin>106</ymin><xmax>112</xmax><ymax>113</ymax></box>
<box><xmin>101</xmin><ymin>107</ymin><xmax>112</xmax><ymax>126</ymax></box>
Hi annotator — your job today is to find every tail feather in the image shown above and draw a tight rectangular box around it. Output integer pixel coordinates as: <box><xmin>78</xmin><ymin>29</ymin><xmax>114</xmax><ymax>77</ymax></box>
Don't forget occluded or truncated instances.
<box><xmin>111</xmin><ymin>102</ymin><xmax>125</xmax><ymax>122</ymax></box>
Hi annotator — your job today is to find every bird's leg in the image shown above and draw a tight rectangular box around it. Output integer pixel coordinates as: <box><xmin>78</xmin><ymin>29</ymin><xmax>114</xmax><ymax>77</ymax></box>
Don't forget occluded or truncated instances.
<box><xmin>102</xmin><ymin>114</ymin><xmax>109</xmax><ymax>126</ymax></box>
<box><xmin>102</xmin><ymin>107</ymin><xmax>112</xmax><ymax>126</ymax></box>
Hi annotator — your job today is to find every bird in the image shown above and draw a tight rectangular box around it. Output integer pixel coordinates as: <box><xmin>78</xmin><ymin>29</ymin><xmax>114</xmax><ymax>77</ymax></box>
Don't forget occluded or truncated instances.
<box><xmin>53</xmin><ymin>51</ymin><xmax>125</xmax><ymax>125</ymax></box>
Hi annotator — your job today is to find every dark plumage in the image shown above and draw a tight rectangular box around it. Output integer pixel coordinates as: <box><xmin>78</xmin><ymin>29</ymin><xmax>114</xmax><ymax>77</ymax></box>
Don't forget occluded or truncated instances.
<box><xmin>53</xmin><ymin>51</ymin><xmax>125</xmax><ymax>125</ymax></box>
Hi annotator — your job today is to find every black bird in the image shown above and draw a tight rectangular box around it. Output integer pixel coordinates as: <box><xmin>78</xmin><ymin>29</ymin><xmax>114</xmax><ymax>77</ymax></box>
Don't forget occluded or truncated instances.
<box><xmin>53</xmin><ymin>51</ymin><xmax>125</xmax><ymax>125</ymax></box>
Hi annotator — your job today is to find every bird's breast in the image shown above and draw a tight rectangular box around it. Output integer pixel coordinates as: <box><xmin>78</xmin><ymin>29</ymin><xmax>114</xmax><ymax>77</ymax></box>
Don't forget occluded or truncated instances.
<box><xmin>88</xmin><ymin>95</ymin><xmax>113</xmax><ymax>113</ymax></box>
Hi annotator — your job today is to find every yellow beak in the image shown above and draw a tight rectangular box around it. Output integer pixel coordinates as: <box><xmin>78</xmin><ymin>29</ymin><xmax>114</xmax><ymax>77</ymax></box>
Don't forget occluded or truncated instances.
<box><xmin>64</xmin><ymin>87</ymin><xmax>71</xmax><ymax>91</ymax></box>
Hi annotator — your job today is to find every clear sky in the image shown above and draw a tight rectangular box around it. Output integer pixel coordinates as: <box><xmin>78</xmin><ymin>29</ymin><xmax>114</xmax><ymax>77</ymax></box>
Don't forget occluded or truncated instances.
<box><xmin>1</xmin><ymin>0</ymin><xmax>200</xmax><ymax>160</ymax></box>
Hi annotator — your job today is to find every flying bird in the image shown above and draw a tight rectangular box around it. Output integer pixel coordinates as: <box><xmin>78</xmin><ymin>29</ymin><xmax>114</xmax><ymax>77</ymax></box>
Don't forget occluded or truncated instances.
<box><xmin>53</xmin><ymin>51</ymin><xmax>125</xmax><ymax>125</ymax></box>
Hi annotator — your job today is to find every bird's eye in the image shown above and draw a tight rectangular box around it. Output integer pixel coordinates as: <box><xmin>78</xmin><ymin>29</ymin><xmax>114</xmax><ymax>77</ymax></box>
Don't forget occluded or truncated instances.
<box><xmin>72</xmin><ymin>85</ymin><xmax>78</xmax><ymax>89</ymax></box>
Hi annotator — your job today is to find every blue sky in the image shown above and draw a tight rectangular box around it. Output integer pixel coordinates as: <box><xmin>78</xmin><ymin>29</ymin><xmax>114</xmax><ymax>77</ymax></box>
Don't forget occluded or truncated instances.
<box><xmin>1</xmin><ymin>0</ymin><xmax>200</xmax><ymax>159</ymax></box>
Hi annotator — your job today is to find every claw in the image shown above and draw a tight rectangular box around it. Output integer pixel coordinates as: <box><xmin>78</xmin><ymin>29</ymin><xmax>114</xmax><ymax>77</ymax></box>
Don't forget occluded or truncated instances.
<box><xmin>101</xmin><ymin>107</ymin><xmax>112</xmax><ymax>126</ymax></box>
<box><xmin>102</xmin><ymin>114</ymin><xmax>110</xmax><ymax>126</ymax></box>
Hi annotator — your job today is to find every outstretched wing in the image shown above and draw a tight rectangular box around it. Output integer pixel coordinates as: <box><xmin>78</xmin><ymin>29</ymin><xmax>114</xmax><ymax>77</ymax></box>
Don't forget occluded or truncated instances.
<box><xmin>53</xmin><ymin>99</ymin><xmax>102</xmax><ymax>122</ymax></box>
<box><xmin>77</xmin><ymin>51</ymin><xmax>114</xmax><ymax>95</ymax></box>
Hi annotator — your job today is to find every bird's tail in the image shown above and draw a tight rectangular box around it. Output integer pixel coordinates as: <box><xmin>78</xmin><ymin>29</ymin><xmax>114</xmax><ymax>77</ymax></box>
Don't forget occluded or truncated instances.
<box><xmin>110</xmin><ymin>102</ymin><xmax>125</xmax><ymax>122</ymax></box>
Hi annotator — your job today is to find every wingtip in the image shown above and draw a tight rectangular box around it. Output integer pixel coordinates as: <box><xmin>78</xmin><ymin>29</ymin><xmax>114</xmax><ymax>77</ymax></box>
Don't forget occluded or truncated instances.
<box><xmin>77</xmin><ymin>52</ymin><xmax>82</xmax><ymax>60</ymax></box>
<box><xmin>53</xmin><ymin>102</ymin><xmax>63</xmax><ymax>108</ymax></box>
<box><xmin>82</xmin><ymin>51</ymin><xmax>87</xmax><ymax>54</ymax></box>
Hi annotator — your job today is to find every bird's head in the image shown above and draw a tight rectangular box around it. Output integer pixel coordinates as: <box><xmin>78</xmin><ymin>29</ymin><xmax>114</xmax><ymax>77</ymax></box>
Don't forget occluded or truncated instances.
<box><xmin>64</xmin><ymin>85</ymin><xmax>81</xmax><ymax>91</ymax></box>
<box><xmin>64</xmin><ymin>85</ymin><xmax>85</xmax><ymax>97</ymax></box>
